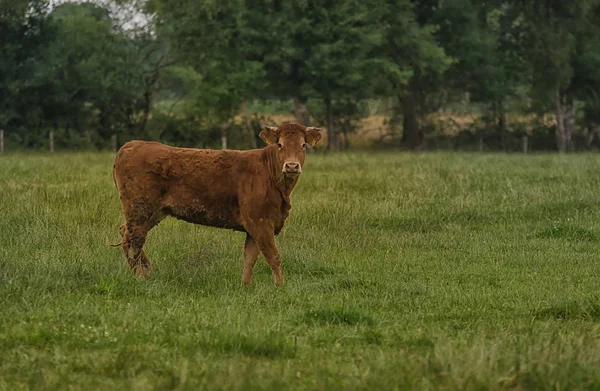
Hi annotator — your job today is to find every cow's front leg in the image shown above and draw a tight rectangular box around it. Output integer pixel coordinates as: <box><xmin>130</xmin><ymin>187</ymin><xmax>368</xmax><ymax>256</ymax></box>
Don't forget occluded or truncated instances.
<box><xmin>242</xmin><ymin>234</ymin><xmax>260</xmax><ymax>285</ymax></box>
<box><xmin>253</xmin><ymin>231</ymin><xmax>284</xmax><ymax>286</ymax></box>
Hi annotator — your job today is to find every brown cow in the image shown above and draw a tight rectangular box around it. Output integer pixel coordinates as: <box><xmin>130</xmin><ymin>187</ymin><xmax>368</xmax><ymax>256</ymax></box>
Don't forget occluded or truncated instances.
<box><xmin>112</xmin><ymin>123</ymin><xmax>322</xmax><ymax>285</ymax></box>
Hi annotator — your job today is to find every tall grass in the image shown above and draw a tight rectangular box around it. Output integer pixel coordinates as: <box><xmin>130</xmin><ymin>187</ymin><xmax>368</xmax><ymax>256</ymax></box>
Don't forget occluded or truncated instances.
<box><xmin>2</xmin><ymin>151</ymin><xmax>600</xmax><ymax>390</ymax></box>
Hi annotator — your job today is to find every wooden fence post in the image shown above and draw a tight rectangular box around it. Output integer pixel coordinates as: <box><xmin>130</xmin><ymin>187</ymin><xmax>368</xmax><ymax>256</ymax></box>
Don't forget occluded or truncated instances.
<box><xmin>221</xmin><ymin>135</ymin><xmax>228</xmax><ymax>150</ymax></box>
<box><xmin>49</xmin><ymin>131</ymin><xmax>54</xmax><ymax>153</ymax></box>
<box><xmin>522</xmin><ymin>135</ymin><xmax>528</xmax><ymax>154</ymax></box>
<box><xmin>0</xmin><ymin>130</ymin><xmax>4</xmax><ymax>154</ymax></box>
<box><xmin>111</xmin><ymin>134</ymin><xmax>117</xmax><ymax>153</ymax></box>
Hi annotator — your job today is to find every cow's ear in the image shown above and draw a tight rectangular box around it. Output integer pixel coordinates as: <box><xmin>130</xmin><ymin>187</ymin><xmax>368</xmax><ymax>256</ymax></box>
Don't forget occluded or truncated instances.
<box><xmin>259</xmin><ymin>126</ymin><xmax>279</xmax><ymax>145</ymax></box>
<box><xmin>305</xmin><ymin>127</ymin><xmax>323</xmax><ymax>146</ymax></box>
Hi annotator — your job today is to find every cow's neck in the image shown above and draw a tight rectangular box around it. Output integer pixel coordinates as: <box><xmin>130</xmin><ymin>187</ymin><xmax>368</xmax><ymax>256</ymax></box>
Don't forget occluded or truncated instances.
<box><xmin>263</xmin><ymin>145</ymin><xmax>298</xmax><ymax>205</ymax></box>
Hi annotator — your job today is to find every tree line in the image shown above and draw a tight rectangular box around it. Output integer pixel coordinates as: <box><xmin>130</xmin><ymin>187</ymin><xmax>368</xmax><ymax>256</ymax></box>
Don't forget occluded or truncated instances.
<box><xmin>2</xmin><ymin>0</ymin><xmax>600</xmax><ymax>152</ymax></box>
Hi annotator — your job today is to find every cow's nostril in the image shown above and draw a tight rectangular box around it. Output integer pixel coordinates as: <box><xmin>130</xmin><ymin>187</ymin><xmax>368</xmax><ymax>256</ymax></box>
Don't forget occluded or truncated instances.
<box><xmin>285</xmin><ymin>162</ymin><xmax>300</xmax><ymax>172</ymax></box>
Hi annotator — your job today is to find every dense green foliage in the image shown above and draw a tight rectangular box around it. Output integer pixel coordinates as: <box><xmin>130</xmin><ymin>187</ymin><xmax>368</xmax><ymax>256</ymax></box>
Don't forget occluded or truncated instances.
<box><xmin>3</xmin><ymin>0</ymin><xmax>600</xmax><ymax>151</ymax></box>
<box><xmin>3</xmin><ymin>152</ymin><xmax>600</xmax><ymax>388</ymax></box>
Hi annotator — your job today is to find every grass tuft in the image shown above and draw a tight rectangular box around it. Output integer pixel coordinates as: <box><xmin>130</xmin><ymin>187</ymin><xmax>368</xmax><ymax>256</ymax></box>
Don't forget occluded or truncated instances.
<box><xmin>536</xmin><ymin>300</ymin><xmax>600</xmax><ymax>321</ymax></box>
<box><xmin>215</xmin><ymin>334</ymin><xmax>296</xmax><ymax>358</ymax></box>
<box><xmin>300</xmin><ymin>308</ymin><xmax>374</xmax><ymax>326</ymax></box>
<box><xmin>536</xmin><ymin>222</ymin><xmax>597</xmax><ymax>242</ymax></box>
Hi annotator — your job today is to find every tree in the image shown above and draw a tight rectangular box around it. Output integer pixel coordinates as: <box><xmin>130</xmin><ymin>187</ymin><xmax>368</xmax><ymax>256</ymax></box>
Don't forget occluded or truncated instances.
<box><xmin>41</xmin><ymin>2</ymin><xmax>149</xmax><ymax>147</ymax></box>
<box><xmin>272</xmin><ymin>1</ymin><xmax>383</xmax><ymax>150</ymax></box>
<box><xmin>376</xmin><ymin>0</ymin><xmax>452</xmax><ymax>150</ymax></box>
<box><xmin>150</xmin><ymin>0</ymin><xmax>267</xmax><ymax>149</ymax></box>
<box><xmin>565</xmin><ymin>1</ymin><xmax>600</xmax><ymax>148</ymax></box>
<box><xmin>435</xmin><ymin>0</ymin><xmax>527</xmax><ymax>149</ymax></box>
<box><xmin>0</xmin><ymin>0</ymin><xmax>56</xmax><ymax>147</ymax></box>
<box><xmin>513</xmin><ymin>0</ymin><xmax>600</xmax><ymax>151</ymax></box>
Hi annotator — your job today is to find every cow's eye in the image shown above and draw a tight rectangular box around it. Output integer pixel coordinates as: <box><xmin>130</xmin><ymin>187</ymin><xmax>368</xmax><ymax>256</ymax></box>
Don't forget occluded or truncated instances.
<box><xmin>277</xmin><ymin>142</ymin><xmax>283</xmax><ymax>149</ymax></box>
<box><xmin>301</xmin><ymin>143</ymin><xmax>308</xmax><ymax>149</ymax></box>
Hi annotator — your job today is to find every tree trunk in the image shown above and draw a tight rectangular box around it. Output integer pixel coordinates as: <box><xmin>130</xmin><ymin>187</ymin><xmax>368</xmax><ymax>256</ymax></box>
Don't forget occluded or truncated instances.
<box><xmin>241</xmin><ymin>99</ymin><xmax>257</xmax><ymax>149</ymax></box>
<box><xmin>326</xmin><ymin>96</ymin><xmax>337</xmax><ymax>151</ymax></box>
<box><xmin>478</xmin><ymin>132</ymin><xmax>484</xmax><ymax>152</ymax></box>
<box><xmin>342</xmin><ymin>126</ymin><xmax>350</xmax><ymax>150</ymax></box>
<box><xmin>140</xmin><ymin>87</ymin><xmax>151</xmax><ymax>134</ymax></box>
<box><xmin>497</xmin><ymin>101</ymin><xmax>506</xmax><ymax>151</ymax></box>
<box><xmin>563</xmin><ymin>94</ymin><xmax>575</xmax><ymax>151</ymax></box>
<box><xmin>400</xmin><ymin>94</ymin><xmax>423</xmax><ymax>150</ymax></box>
<box><xmin>584</xmin><ymin>125</ymin><xmax>596</xmax><ymax>149</ymax></box>
<box><xmin>49</xmin><ymin>130</ymin><xmax>54</xmax><ymax>153</ymax></box>
<box><xmin>294</xmin><ymin>93</ymin><xmax>310</xmax><ymax>126</ymax></box>
<box><xmin>388</xmin><ymin>98</ymin><xmax>400</xmax><ymax>138</ymax></box>
<box><xmin>554</xmin><ymin>90</ymin><xmax>567</xmax><ymax>153</ymax></box>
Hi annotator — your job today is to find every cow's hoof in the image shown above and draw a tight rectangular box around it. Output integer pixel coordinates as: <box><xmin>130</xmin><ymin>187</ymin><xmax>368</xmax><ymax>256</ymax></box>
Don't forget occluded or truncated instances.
<box><xmin>133</xmin><ymin>266</ymin><xmax>151</xmax><ymax>279</ymax></box>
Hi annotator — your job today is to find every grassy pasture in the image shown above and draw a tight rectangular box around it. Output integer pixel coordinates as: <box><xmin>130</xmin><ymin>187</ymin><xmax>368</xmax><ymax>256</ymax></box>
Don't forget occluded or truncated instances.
<box><xmin>2</xmin><ymin>151</ymin><xmax>600</xmax><ymax>390</ymax></box>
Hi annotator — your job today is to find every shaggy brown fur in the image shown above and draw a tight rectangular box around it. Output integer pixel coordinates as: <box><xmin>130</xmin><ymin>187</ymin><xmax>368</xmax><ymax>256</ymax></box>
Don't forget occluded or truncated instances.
<box><xmin>112</xmin><ymin>123</ymin><xmax>322</xmax><ymax>285</ymax></box>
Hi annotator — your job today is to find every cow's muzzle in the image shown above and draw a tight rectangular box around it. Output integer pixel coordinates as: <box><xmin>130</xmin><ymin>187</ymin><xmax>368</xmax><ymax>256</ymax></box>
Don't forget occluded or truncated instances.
<box><xmin>283</xmin><ymin>162</ymin><xmax>302</xmax><ymax>176</ymax></box>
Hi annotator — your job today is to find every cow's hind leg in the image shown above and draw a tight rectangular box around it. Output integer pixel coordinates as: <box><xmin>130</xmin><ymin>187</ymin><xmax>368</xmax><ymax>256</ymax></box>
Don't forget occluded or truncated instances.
<box><xmin>242</xmin><ymin>234</ymin><xmax>260</xmax><ymax>285</ymax></box>
<box><xmin>121</xmin><ymin>221</ymin><xmax>151</xmax><ymax>278</ymax></box>
<box><xmin>120</xmin><ymin>210</ymin><xmax>163</xmax><ymax>279</ymax></box>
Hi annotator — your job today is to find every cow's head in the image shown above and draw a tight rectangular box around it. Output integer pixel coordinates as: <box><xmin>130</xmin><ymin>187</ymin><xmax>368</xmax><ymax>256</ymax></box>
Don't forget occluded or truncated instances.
<box><xmin>259</xmin><ymin>123</ymin><xmax>323</xmax><ymax>178</ymax></box>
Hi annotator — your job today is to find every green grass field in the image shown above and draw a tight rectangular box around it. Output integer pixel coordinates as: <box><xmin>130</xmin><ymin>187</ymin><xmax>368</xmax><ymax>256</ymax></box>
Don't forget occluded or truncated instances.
<box><xmin>2</xmin><ymin>151</ymin><xmax>600</xmax><ymax>390</ymax></box>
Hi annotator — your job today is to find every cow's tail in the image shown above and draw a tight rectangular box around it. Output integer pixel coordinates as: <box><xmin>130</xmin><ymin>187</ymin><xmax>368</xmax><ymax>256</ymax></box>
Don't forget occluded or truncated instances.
<box><xmin>112</xmin><ymin>163</ymin><xmax>119</xmax><ymax>191</ymax></box>
<box><xmin>112</xmin><ymin>144</ymin><xmax>123</xmax><ymax>191</ymax></box>
<box><xmin>105</xmin><ymin>238</ymin><xmax>123</xmax><ymax>247</ymax></box>
<box><xmin>109</xmin><ymin>153</ymin><xmax>123</xmax><ymax>248</ymax></box>
<box><xmin>106</xmin><ymin>223</ymin><xmax>126</xmax><ymax>247</ymax></box>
